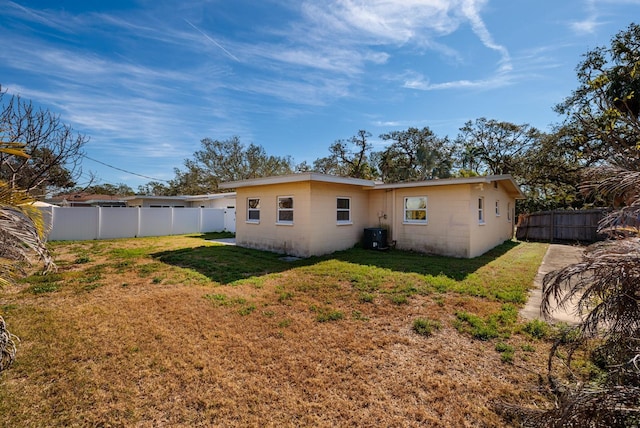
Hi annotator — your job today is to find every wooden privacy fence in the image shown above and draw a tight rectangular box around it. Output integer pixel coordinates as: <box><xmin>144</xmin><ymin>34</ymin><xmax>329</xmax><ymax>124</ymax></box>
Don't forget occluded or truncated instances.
<box><xmin>516</xmin><ymin>209</ymin><xmax>607</xmax><ymax>243</ymax></box>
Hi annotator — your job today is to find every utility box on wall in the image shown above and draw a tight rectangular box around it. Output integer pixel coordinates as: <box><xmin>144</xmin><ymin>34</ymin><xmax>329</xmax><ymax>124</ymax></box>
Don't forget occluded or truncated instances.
<box><xmin>363</xmin><ymin>227</ymin><xmax>388</xmax><ymax>250</ymax></box>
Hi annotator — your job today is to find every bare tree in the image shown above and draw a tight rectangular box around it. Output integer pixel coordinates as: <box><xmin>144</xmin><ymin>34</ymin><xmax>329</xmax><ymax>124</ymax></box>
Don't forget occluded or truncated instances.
<box><xmin>0</xmin><ymin>88</ymin><xmax>88</xmax><ymax>196</ymax></box>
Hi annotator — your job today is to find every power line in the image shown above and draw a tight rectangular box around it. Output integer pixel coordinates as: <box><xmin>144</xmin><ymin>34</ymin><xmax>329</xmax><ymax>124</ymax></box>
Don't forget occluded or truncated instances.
<box><xmin>83</xmin><ymin>154</ymin><xmax>172</xmax><ymax>183</ymax></box>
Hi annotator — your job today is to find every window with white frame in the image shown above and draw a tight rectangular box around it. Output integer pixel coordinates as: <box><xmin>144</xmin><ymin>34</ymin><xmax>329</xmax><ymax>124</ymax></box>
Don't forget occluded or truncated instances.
<box><xmin>495</xmin><ymin>200</ymin><xmax>500</xmax><ymax>216</ymax></box>
<box><xmin>507</xmin><ymin>202</ymin><xmax>512</xmax><ymax>222</ymax></box>
<box><xmin>404</xmin><ymin>196</ymin><xmax>427</xmax><ymax>223</ymax></box>
<box><xmin>277</xmin><ymin>196</ymin><xmax>294</xmax><ymax>223</ymax></box>
<box><xmin>478</xmin><ymin>197</ymin><xmax>485</xmax><ymax>224</ymax></box>
<box><xmin>336</xmin><ymin>197</ymin><xmax>351</xmax><ymax>223</ymax></box>
<box><xmin>247</xmin><ymin>198</ymin><xmax>260</xmax><ymax>222</ymax></box>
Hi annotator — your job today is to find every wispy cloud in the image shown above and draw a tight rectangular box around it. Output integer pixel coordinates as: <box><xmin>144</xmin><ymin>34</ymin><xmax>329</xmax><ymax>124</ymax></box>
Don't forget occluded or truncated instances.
<box><xmin>460</xmin><ymin>0</ymin><xmax>512</xmax><ymax>73</ymax></box>
<box><xmin>292</xmin><ymin>0</ymin><xmax>512</xmax><ymax>91</ymax></box>
<box><xmin>568</xmin><ymin>0</ymin><xmax>640</xmax><ymax>35</ymax></box>
<box><xmin>401</xmin><ymin>71</ymin><xmax>511</xmax><ymax>91</ymax></box>
<box><xmin>1</xmin><ymin>0</ymin><xmax>568</xmax><ymax>186</ymax></box>
<box><xmin>570</xmin><ymin>0</ymin><xmax>601</xmax><ymax>34</ymax></box>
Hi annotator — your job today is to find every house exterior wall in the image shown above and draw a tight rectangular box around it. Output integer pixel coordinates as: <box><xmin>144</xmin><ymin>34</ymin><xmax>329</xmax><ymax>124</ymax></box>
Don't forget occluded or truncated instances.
<box><xmin>235</xmin><ymin>181</ymin><xmax>313</xmax><ymax>257</ymax></box>
<box><xmin>368</xmin><ymin>182</ymin><xmax>516</xmax><ymax>258</ymax></box>
<box><xmin>308</xmin><ymin>182</ymin><xmax>371</xmax><ymax>256</ymax></box>
<box><xmin>468</xmin><ymin>181</ymin><xmax>516</xmax><ymax>258</ymax></box>
<box><xmin>234</xmin><ymin>181</ymin><xmax>370</xmax><ymax>257</ymax></box>
<box><xmin>369</xmin><ymin>185</ymin><xmax>473</xmax><ymax>257</ymax></box>
<box><xmin>187</xmin><ymin>197</ymin><xmax>236</xmax><ymax>209</ymax></box>
<box><xmin>232</xmin><ymin>175</ymin><xmax>519</xmax><ymax>259</ymax></box>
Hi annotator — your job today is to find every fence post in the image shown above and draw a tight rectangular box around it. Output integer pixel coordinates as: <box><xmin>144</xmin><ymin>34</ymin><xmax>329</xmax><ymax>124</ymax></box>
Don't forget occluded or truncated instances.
<box><xmin>170</xmin><ymin>207</ymin><xmax>174</xmax><ymax>236</ymax></box>
<box><xmin>96</xmin><ymin>207</ymin><xmax>102</xmax><ymax>240</ymax></box>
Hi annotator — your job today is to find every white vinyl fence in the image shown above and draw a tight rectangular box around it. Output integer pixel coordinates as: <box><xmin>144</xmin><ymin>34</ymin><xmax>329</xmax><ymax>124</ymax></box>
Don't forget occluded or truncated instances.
<box><xmin>39</xmin><ymin>206</ymin><xmax>236</xmax><ymax>241</ymax></box>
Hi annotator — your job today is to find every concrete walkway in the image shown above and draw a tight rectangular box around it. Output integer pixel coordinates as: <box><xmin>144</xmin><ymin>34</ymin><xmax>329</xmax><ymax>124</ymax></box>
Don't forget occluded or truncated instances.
<box><xmin>520</xmin><ymin>243</ymin><xmax>586</xmax><ymax>325</ymax></box>
<box><xmin>207</xmin><ymin>238</ymin><xmax>236</xmax><ymax>245</ymax></box>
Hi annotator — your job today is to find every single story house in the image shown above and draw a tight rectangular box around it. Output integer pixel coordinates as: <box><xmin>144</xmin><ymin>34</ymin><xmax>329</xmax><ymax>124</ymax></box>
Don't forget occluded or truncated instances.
<box><xmin>46</xmin><ymin>193</ymin><xmax>127</xmax><ymax>207</ymax></box>
<box><xmin>123</xmin><ymin>192</ymin><xmax>236</xmax><ymax>209</ymax></box>
<box><xmin>219</xmin><ymin>173</ymin><xmax>524</xmax><ymax>258</ymax></box>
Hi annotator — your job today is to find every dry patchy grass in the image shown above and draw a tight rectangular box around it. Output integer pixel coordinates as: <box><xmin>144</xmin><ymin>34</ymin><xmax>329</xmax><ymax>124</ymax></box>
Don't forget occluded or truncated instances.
<box><xmin>0</xmin><ymin>234</ymin><xmax>558</xmax><ymax>427</ymax></box>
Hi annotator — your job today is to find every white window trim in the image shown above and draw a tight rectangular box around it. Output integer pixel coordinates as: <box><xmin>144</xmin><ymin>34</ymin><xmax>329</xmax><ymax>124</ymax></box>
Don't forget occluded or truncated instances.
<box><xmin>495</xmin><ymin>200</ymin><xmax>500</xmax><ymax>217</ymax></box>
<box><xmin>276</xmin><ymin>195</ymin><xmax>294</xmax><ymax>225</ymax></box>
<box><xmin>478</xmin><ymin>197</ymin><xmax>485</xmax><ymax>224</ymax></box>
<box><xmin>403</xmin><ymin>196</ymin><xmax>428</xmax><ymax>225</ymax></box>
<box><xmin>507</xmin><ymin>202</ymin><xmax>512</xmax><ymax>223</ymax></box>
<box><xmin>336</xmin><ymin>197</ymin><xmax>352</xmax><ymax>225</ymax></box>
<box><xmin>247</xmin><ymin>197</ymin><xmax>260</xmax><ymax>224</ymax></box>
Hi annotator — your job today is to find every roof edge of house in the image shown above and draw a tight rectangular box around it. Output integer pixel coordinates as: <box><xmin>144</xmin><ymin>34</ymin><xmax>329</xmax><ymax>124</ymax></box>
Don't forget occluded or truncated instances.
<box><xmin>219</xmin><ymin>173</ymin><xmax>376</xmax><ymax>189</ymax></box>
<box><xmin>372</xmin><ymin>174</ymin><xmax>526</xmax><ymax>199</ymax></box>
<box><xmin>218</xmin><ymin>173</ymin><xmax>525</xmax><ymax>199</ymax></box>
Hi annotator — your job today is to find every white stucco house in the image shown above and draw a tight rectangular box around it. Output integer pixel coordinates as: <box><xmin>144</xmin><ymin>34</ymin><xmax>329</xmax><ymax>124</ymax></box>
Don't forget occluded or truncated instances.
<box><xmin>219</xmin><ymin>173</ymin><xmax>524</xmax><ymax>258</ymax></box>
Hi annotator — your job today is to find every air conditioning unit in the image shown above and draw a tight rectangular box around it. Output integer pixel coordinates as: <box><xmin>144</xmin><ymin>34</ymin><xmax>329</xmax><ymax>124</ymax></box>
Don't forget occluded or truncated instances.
<box><xmin>363</xmin><ymin>227</ymin><xmax>388</xmax><ymax>250</ymax></box>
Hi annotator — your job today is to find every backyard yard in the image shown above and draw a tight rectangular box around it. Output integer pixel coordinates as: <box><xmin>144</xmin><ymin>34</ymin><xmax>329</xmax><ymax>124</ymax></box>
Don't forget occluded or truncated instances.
<box><xmin>0</xmin><ymin>233</ymin><xmax>572</xmax><ymax>427</ymax></box>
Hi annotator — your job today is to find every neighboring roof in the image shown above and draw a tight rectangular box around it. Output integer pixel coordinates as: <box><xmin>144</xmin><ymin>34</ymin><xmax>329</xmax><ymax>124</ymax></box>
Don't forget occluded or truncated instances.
<box><xmin>122</xmin><ymin>195</ymin><xmax>187</xmax><ymax>201</ymax></box>
<box><xmin>373</xmin><ymin>175</ymin><xmax>526</xmax><ymax>199</ymax></box>
<box><xmin>220</xmin><ymin>173</ymin><xmax>526</xmax><ymax>199</ymax></box>
<box><xmin>122</xmin><ymin>192</ymin><xmax>237</xmax><ymax>201</ymax></box>
<box><xmin>185</xmin><ymin>192</ymin><xmax>236</xmax><ymax>201</ymax></box>
<box><xmin>219</xmin><ymin>173</ymin><xmax>376</xmax><ymax>189</ymax></box>
<box><xmin>20</xmin><ymin>201</ymin><xmax>55</xmax><ymax>207</ymax></box>
<box><xmin>48</xmin><ymin>193</ymin><xmax>127</xmax><ymax>204</ymax></box>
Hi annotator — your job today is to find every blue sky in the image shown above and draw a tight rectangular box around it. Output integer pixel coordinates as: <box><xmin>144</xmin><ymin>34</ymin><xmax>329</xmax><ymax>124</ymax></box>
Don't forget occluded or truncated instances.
<box><xmin>1</xmin><ymin>0</ymin><xmax>639</xmax><ymax>190</ymax></box>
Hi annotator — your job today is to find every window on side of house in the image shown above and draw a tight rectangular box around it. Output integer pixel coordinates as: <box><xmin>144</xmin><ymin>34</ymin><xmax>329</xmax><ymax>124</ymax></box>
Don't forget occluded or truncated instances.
<box><xmin>247</xmin><ymin>198</ymin><xmax>260</xmax><ymax>223</ymax></box>
<box><xmin>336</xmin><ymin>197</ymin><xmax>351</xmax><ymax>224</ymax></box>
<box><xmin>495</xmin><ymin>200</ymin><xmax>500</xmax><ymax>216</ymax></box>
<box><xmin>507</xmin><ymin>202</ymin><xmax>512</xmax><ymax>222</ymax></box>
<box><xmin>277</xmin><ymin>196</ymin><xmax>294</xmax><ymax>224</ymax></box>
<box><xmin>404</xmin><ymin>196</ymin><xmax>427</xmax><ymax>224</ymax></box>
<box><xmin>478</xmin><ymin>197</ymin><xmax>485</xmax><ymax>224</ymax></box>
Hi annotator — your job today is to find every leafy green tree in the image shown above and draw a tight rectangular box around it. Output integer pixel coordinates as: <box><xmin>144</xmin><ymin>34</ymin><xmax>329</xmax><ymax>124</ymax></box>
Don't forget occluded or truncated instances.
<box><xmin>137</xmin><ymin>181</ymin><xmax>171</xmax><ymax>196</ymax></box>
<box><xmin>0</xmin><ymin>89</ymin><xmax>88</xmax><ymax>196</ymax></box>
<box><xmin>377</xmin><ymin>127</ymin><xmax>453</xmax><ymax>182</ymax></box>
<box><xmin>195</xmin><ymin>137</ymin><xmax>292</xmax><ymax>186</ymax></box>
<box><xmin>313</xmin><ymin>130</ymin><xmax>375</xmax><ymax>179</ymax></box>
<box><xmin>554</xmin><ymin>23</ymin><xmax>640</xmax><ymax>166</ymax></box>
<box><xmin>160</xmin><ymin>136</ymin><xmax>293</xmax><ymax>195</ymax></box>
<box><xmin>456</xmin><ymin>118</ymin><xmax>541</xmax><ymax>176</ymax></box>
<box><xmin>516</xmin><ymin>128</ymin><xmax>585</xmax><ymax>212</ymax></box>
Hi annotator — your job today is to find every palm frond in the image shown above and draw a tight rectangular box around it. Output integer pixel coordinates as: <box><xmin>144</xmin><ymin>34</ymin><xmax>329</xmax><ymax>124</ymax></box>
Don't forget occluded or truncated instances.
<box><xmin>0</xmin><ymin>315</ymin><xmax>19</xmax><ymax>372</ymax></box>
<box><xmin>542</xmin><ymin>238</ymin><xmax>640</xmax><ymax>337</ymax></box>
<box><xmin>0</xmin><ymin>181</ymin><xmax>55</xmax><ymax>286</ymax></box>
